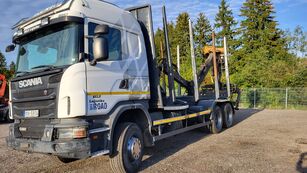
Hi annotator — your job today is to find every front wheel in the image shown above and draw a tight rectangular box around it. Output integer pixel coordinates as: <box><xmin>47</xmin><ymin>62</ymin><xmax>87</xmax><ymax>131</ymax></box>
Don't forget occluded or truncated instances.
<box><xmin>55</xmin><ymin>156</ymin><xmax>77</xmax><ymax>163</ymax></box>
<box><xmin>110</xmin><ymin>123</ymin><xmax>144</xmax><ymax>173</ymax></box>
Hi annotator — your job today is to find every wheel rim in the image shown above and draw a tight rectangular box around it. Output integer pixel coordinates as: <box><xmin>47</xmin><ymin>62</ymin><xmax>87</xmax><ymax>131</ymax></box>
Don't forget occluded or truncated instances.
<box><xmin>215</xmin><ymin>111</ymin><xmax>223</xmax><ymax>130</ymax></box>
<box><xmin>127</xmin><ymin>136</ymin><xmax>142</xmax><ymax>161</ymax></box>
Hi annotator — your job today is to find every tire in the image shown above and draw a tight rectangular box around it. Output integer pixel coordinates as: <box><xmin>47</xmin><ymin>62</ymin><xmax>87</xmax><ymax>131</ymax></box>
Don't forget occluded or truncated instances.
<box><xmin>6</xmin><ymin>110</ymin><xmax>13</xmax><ymax>123</ymax></box>
<box><xmin>209</xmin><ymin>106</ymin><xmax>223</xmax><ymax>134</ymax></box>
<box><xmin>2</xmin><ymin>110</ymin><xmax>8</xmax><ymax>122</ymax></box>
<box><xmin>52</xmin><ymin>156</ymin><xmax>77</xmax><ymax>163</ymax></box>
<box><xmin>222</xmin><ymin>103</ymin><xmax>234</xmax><ymax>128</ymax></box>
<box><xmin>0</xmin><ymin>112</ymin><xmax>5</xmax><ymax>122</ymax></box>
<box><xmin>110</xmin><ymin>123</ymin><xmax>144</xmax><ymax>173</ymax></box>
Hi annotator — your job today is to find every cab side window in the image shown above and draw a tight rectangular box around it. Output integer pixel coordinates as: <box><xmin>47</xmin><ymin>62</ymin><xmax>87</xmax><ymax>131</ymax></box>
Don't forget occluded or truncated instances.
<box><xmin>88</xmin><ymin>22</ymin><xmax>122</xmax><ymax>61</ymax></box>
<box><xmin>127</xmin><ymin>32</ymin><xmax>140</xmax><ymax>58</ymax></box>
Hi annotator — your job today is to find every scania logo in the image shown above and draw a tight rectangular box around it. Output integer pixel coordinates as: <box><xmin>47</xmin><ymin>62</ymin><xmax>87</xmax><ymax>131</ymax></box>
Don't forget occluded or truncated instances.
<box><xmin>19</xmin><ymin>77</ymin><xmax>43</xmax><ymax>88</ymax></box>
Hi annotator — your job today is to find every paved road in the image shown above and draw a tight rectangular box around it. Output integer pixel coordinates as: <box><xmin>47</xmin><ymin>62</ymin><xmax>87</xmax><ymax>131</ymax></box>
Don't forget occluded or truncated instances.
<box><xmin>0</xmin><ymin>109</ymin><xmax>306</xmax><ymax>173</ymax></box>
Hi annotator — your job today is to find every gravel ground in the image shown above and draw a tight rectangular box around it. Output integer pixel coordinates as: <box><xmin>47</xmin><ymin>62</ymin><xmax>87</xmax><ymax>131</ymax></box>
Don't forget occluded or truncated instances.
<box><xmin>0</xmin><ymin>109</ymin><xmax>306</xmax><ymax>173</ymax></box>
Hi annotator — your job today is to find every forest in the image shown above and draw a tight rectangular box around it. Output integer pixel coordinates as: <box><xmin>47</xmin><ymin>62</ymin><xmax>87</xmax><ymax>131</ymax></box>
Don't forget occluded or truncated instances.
<box><xmin>154</xmin><ymin>0</ymin><xmax>307</xmax><ymax>88</ymax></box>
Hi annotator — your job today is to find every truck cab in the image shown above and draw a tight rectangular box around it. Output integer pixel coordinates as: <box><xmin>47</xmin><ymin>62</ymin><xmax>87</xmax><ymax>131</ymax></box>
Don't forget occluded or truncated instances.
<box><xmin>7</xmin><ymin>0</ymin><xmax>151</xmax><ymax>164</ymax></box>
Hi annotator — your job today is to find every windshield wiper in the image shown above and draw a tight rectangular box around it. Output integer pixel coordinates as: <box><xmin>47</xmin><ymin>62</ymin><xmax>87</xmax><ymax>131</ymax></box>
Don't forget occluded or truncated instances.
<box><xmin>16</xmin><ymin>71</ymin><xmax>30</xmax><ymax>74</ymax></box>
<box><xmin>31</xmin><ymin>65</ymin><xmax>56</xmax><ymax>70</ymax></box>
<box><xmin>16</xmin><ymin>71</ymin><xmax>30</xmax><ymax>77</ymax></box>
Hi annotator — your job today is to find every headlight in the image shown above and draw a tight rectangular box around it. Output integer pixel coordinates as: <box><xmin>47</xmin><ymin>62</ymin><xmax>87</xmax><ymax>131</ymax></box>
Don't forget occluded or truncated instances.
<box><xmin>57</xmin><ymin>127</ymin><xmax>87</xmax><ymax>139</ymax></box>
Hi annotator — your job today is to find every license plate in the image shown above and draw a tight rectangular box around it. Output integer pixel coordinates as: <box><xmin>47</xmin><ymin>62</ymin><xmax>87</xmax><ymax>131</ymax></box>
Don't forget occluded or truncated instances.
<box><xmin>20</xmin><ymin>142</ymin><xmax>30</xmax><ymax>149</ymax></box>
<box><xmin>24</xmin><ymin>110</ymin><xmax>39</xmax><ymax>118</ymax></box>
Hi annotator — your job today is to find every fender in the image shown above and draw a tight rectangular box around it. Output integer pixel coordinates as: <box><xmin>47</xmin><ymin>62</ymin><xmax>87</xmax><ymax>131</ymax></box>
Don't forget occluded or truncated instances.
<box><xmin>198</xmin><ymin>100</ymin><xmax>232</xmax><ymax>120</ymax></box>
<box><xmin>211</xmin><ymin>100</ymin><xmax>235</xmax><ymax>119</ymax></box>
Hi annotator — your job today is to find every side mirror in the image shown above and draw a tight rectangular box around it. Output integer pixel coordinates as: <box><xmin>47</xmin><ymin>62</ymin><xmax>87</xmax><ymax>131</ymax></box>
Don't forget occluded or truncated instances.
<box><xmin>91</xmin><ymin>25</ymin><xmax>109</xmax><ymax>66</ymax></box>
<box><xmin>6</xmin><ymin>45</ymin><xmax>16</xmax><ymax>52</ymax></box>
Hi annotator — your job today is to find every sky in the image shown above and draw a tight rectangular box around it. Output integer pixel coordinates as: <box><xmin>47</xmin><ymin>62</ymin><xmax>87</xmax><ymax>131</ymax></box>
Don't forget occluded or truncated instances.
<box><xmin>0</xmin><ymin>0</ymin><xmax>306</xmax><ymax>64</ymax></box>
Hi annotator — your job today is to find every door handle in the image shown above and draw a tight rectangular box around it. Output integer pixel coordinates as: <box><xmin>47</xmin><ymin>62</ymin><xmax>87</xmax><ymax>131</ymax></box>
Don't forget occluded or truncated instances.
<box><xmin>119</xmin><ymin>79</ymin><xmax>129</xmax><ymax>89</ymax></box>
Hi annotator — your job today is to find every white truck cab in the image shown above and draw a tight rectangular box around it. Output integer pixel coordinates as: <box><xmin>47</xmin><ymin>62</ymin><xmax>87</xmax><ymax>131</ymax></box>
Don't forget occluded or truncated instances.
<box><xmin>7</xmin><ymin>0</ymin><xmax>153</xmax><ymax>170</ymax></box>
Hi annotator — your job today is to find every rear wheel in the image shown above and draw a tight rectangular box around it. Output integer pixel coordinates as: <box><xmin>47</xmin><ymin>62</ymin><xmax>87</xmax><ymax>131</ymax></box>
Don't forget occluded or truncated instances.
<box><xmin>222</xmin><ymin>103</ymin><xmax>234</xmax><ymax>128</ymax></box>
<box><xmin>209</xmin><ymin>106</ymin><xmax>223</xmax><ymax>134</ymax></box>
<box><xmin>110</xmin><ymin>123</ymin><xmax>144</xmax><ymax>173</ymax></box>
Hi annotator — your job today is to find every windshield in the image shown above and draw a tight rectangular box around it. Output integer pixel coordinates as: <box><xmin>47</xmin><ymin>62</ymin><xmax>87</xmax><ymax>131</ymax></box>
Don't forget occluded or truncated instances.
<box><xmin>16</xmin><ymin>23</ymin><xmax>81</xmax><ymax>74</ymax></box>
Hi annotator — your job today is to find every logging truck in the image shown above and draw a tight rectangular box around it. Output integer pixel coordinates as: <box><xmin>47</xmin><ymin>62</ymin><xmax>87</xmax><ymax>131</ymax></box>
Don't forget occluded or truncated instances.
<box><xmin>6</xmin><ymin>0</ymin><xmax>240</xmax><ymax>172</ymax></box>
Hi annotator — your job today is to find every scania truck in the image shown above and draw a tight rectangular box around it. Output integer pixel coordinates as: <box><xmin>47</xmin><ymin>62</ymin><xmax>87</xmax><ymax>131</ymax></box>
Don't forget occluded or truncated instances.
<box><xmin>6</xmin><ymin>0</ymin><xmax>239</xmax><ymax>172</ymax></box>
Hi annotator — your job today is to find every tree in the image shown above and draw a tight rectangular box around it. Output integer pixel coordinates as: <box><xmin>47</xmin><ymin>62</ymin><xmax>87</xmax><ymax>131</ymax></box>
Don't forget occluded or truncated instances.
<box><xmin>170</xmin><ymin>12</ymin><xmax>195</xmax><ymax>80</ymax></box>
<box><xmin>167</xmin><ymin>22</ymin><xmax>177</xmax><ymax>62</ymax></box>
<box><xmin>290</xmin><ymin>26</ymin><xmax>307</xmax><ymax>57</ymax></box>
<box><xmin>240</xmin><ymin>0</ymin><xmax>284</xmax><ymax>55</ymax></box>
<box><xmin>0</xmin><ymin>52</ymin><xmax>13</xmax><ymax>80</ymax></box>
<box><xmin>288</xmin><ymin>59</ymin><xmax>307</xmax><ymax>87</ymax></box>
<box><xmin>230</xmin><ymin>0</ymin><xmax>300</xmax><ymax>88</ymax></box>
<box><xmin>194</xmin><ymin>13</ymin><xmax>212</xmax><ymax>58</ymax></box>
<box><xmin>215</xmin><ymin>0</ymin><xmax>238</xmax><ymax>51</ymax></box>
<box><xmin>174</xmin><ymin>12</ymin><xmax>190</xmax><ymax>58</ymax></box>
<box><xmin>9</xmin><ymin>61</ymin><xmax>16</xmax><ymax>75</ymax></box>
<box><xmin>154</xmin><ymin>22</ymin><xmax>176</xmax><ymax>63</ymax></box>
<box><xmin>0</xmin><ymin>52</ymin><xmax>7</xmax><ymax>75</ymax></box>
<box><xmin>155</xmin><ymin>28</ymin><xmax>165</xmax><ymax>61</ymax></box>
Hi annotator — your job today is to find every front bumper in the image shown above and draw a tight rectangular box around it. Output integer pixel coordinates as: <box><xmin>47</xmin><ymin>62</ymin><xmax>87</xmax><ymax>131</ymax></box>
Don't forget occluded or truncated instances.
<box><xmin>6</xmin><ymin>119</ymin><xmax>92</xmax><ymax>159</ymax></box>
<box><xmin>6</xmin><ymin>135</ymin><xmax>91</xmax><ymax>159</ymax></box>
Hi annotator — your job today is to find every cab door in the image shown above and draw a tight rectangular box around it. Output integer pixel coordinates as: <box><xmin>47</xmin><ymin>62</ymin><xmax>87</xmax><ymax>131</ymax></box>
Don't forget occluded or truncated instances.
<box><xmin>85</xmin><ymin>18</ymin><xmax>151</xmax><ymax>116</ymax></box>
<box><xmin>85</xmin><ymin>21</ymin><xmax>129</xmax><ymax>116</ymax></box>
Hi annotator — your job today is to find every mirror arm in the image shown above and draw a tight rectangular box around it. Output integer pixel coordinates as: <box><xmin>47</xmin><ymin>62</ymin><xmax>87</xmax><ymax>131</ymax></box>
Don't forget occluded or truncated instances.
<box><xmin>79</xmin><ymin>53</ymin><xmax>90</xmax><ymax>62</ymax></box>
<box><xmin>90</xmin><ymin>59</ymin><xmax>97</xmax><ymax>66</ymax></box>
